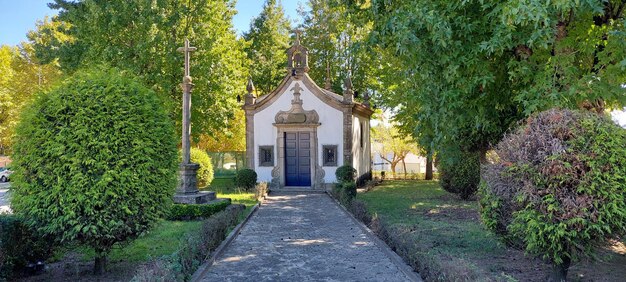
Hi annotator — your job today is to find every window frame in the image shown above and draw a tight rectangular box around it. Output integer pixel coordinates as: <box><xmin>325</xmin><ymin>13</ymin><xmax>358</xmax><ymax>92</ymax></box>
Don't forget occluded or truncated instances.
<box><xmin>322</xmin><ymin>145</ymin><xmax>338</xmax><ymax>167</ymax></box>
<box><xmin>258</xmin><ymin>145</ymin><xmax>274</xmax><ymax>167</ymax></box>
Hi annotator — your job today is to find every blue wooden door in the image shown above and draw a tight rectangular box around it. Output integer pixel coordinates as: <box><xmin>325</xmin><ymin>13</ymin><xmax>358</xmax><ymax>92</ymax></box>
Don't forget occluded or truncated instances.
<box><xmin>285</xmin><ymin>132</ymin><xmax>311</xmax><ymax>186</ymax></box>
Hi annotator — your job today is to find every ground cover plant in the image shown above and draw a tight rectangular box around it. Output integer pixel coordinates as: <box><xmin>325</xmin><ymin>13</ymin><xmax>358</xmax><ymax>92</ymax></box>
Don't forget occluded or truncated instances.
<box><xmin>10</xmin><ymin>67</ymin><xmax>178</xmax><ymax>274</ymax></box>
<box><xmin>480</xmin><ymin>109</ymin><xmax>626</xmax><ymax>281</ymax></box>
<box><xmin>358</xmin><ymin>181</ymin><xmax>626</xmax><ymax>281</ymax></box>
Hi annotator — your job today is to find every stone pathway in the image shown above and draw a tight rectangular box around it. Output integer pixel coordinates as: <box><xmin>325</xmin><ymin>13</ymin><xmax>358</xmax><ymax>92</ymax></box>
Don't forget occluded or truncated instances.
<box><xmin>196</xmin><ymin>193</ymin><xmax>420</xmax><ymax>282</ymax></box>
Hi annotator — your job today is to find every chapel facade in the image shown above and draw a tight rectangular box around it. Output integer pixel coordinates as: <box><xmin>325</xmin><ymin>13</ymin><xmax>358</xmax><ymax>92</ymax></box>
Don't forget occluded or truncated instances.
<box><xmin>242</xmin><ymin>37</ymin><xmax>372</xmax><ymax>190</ymax></box>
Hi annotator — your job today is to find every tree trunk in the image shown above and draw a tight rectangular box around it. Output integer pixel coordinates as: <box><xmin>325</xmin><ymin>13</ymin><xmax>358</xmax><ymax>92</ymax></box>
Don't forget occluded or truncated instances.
<box><xmin>479</xmin><ymin>148</ymin><xmax>488</xmax><ymax>165</ymax></box>
<box><xmin>93</xmin><ymin>253</ymin><xmax>107</xmax><ymax>275</ymax></box>
<box><xmin>402</xmin><ymin>158</ymin><xmax>407</xmax><ymax>180</ymax></box>
<box><xmin>549</xmin><ymin>257</ymin><xmax>571</xmax><ymax>282</ymax></box>
<box><xmin>390</xmin><ymin>163</ymin><xmax>397</xmax><ymax>178</ymax></box>
<box><xmin>425</xmin><ymin>152</ymin><xmax>433</xmax><ymax>180</ymax></box>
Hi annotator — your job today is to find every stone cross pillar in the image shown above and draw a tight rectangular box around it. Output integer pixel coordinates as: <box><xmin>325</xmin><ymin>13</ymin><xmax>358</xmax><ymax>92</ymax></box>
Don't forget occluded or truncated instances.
<box><xmin>174</xmin><ymin>39</ymin><xmax>215</xmax><ymax>204</ymax></box>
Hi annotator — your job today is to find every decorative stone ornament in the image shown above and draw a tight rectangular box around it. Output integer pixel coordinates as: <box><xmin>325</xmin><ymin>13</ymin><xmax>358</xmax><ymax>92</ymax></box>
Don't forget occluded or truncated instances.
<box><xmin>245</xmin><ymin>77</ymin><xmax>256</xmax><ymax>105</ymax></box>
<box><xmin>343</xmin><ymin>74</ymin><xmax>354</xmax><ymax>104</ymax></box>
<box><xmin>274</xmin><ymin>83</ymin><xmax>320</xmax><ymax>124</ymax></box>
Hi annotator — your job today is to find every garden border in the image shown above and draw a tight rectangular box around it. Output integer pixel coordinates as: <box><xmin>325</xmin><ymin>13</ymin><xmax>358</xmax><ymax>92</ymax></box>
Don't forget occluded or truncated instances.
<box><xmin>326</xmin><ymin>191</ymin><xmax>423</xmax><ymax>282</ymax></box>
<box><xmin>189</xmin><ymin>202</ymin><xmax>260</xmax><ymax>282</ymax></box>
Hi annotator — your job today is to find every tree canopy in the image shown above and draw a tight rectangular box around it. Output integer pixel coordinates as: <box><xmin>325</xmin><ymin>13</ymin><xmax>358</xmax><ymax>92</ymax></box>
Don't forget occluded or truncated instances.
<box><xmin>36</xmin><ymin>0</ymin><xmax>248</xmax><ymax>141</ymax></box>
<box><xmin>243</xmin><ymin>0</ymin><xmax>292</xmax><ymax>96</ymax></box>
<box><xmin>345</xmin><ymin>0</ymin><xmax>626</xmax><ymax>156</ymax></box>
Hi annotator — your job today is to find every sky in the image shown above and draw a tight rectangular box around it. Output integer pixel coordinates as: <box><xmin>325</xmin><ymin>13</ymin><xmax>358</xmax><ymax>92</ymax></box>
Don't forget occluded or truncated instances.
<box><xmin>0</xmin><ymin>0</ymin><xmax>302</xmax><ymax>46</ymax></box>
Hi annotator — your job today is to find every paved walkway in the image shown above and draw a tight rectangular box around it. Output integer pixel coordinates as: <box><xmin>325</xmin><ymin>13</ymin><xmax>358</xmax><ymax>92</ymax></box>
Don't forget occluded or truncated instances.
<box><xmin>197</xmin><ymin>193</ymin><xmax>419</xmax><ymax>282</ymax></box>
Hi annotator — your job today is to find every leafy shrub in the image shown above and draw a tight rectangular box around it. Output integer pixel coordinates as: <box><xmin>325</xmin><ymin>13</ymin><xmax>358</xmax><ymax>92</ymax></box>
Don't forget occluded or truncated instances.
<box><xmin>10</xmin><ymin>67</ymin><xmax>178</xmax><ymax>274</ymax></box>
<box><xmin>356</xmin><ymin>170</ymin><xmax>372</xmax><ymax>188</ymax></box>
<box><xmin>332</xmin><ymin>182</ymin><xmax>357</xmax><ymax>205</ymax></box>
<box><xmin>180</xmin><ymin>148</ymin><xmax>214</xmax><ymax>188</ymax></box>
<box><xmin>439</xmin><ymin>150</ymin><xmax>480</xmax><ymax>200</ymax></box>
<box><xmin>235</xmin><ymin>168</ymin><xmax>257</xmax><ymax>191</ymax></box>
<box><xmin>0</xmin><ymin>215</ymin><xmax>54</xmax><ymax>279</ymax></box>
<box><xmin>167</xmin><ymin>200</ymin><xmax>231</xmax><ymax>221</ymax></box>
<box><xmin>335</xmin><ymin>165</ymin><xmax>357</xmax><ymax>183</ymax></box>
<box><xmin>480</xmin><ymin>109</ymin><xmax>626</xmax><ymax>280</ymax></box>
<box><xmin>133</xmin><ymin>205</ymin><xmax>244</xmax><ymax>281</ymax></box>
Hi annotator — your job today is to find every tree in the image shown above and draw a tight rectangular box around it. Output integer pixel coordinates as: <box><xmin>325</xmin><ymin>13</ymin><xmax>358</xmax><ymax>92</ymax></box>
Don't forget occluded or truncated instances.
<box><xmin>481</xmin><ymin>109</ymin><xmax>626</xmax><ymax>281</ymax></box>
<box><xmin>345</xmin><ymin>0</ymin><xmax>626</xmax><ymax>162</ymax></box>
<box><xmin>372</xmin><ymin>124</ymin><xmax>419</xmax><ymax>177</ymax></box>
<box><xmin>0</xmin><ymin>19</ymin><xmax>64</xmax><ymax>154</ymax></box>
<box><xmin>243</xmin><ymin>0</ymin><xmax>292</xmax><ymax>96</ymax></box>
<box><xmin>299</xmin><ymin>0</ymin><xmax>379</xmax><ymax>97</ymax></box>
<box><xmin>39</xmin><ymin>0</ymin><xmax>249</xmax><ymax>141</ymax></box>
<box><xmin>10</xmin><ymin>67</ymin><xmax>178</xmax><ymax>274</ymax></box>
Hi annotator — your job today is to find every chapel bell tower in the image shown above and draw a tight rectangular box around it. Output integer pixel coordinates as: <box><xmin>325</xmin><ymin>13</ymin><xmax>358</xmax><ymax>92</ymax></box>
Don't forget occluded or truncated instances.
<box><xmin>286</xmin><ymin>31</ymin><xmax>309</xmax><ymax>78</ymax></box>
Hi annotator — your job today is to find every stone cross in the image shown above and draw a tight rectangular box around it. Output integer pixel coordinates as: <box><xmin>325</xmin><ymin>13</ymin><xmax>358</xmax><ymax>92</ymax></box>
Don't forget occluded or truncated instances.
<box><xmin>293</xmin><ymin>29</ymin><xmax>303</xmax><ymax>44</ymax></box>
<box><xmin>177</xmin><ymin>38</ymin><xmax>197</xmax><ymax>77</ymax></box>
<box><xmin>177</xmin><ymin>38</ymin><xmax>196</xmax><ymax>165</ymax></box>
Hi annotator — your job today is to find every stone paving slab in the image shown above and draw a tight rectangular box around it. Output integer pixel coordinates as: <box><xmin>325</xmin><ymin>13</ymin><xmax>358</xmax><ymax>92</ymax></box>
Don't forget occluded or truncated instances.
<box><xmin>197</xmin><ymin>193</ymin><xmax>419</xmax><ymax>282</ymax></box>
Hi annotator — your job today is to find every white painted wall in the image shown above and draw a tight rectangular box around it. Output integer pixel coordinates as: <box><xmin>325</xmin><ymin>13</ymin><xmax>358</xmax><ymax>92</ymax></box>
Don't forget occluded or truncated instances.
<box><xmin>253</xmin><ymin>78</ymin><xmax>344</xmax><ymax>183</ymax></box>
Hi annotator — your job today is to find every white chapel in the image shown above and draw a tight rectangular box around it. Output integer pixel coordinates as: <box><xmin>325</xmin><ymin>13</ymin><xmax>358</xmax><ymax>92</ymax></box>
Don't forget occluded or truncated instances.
<box><xmin>242</xmin><ymin>36</ymin><xmax>372</xmax><ymax>190</ymax></box>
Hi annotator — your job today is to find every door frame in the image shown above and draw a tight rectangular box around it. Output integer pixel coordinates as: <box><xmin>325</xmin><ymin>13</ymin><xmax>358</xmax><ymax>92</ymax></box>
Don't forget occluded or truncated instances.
<box><xmin>273</xmin><ymin>123</ymin><xmax>323</xmax><ymax>189</ymax></box>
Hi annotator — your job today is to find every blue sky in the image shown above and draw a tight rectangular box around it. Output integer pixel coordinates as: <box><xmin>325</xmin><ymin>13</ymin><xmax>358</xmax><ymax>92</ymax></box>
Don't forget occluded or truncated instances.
<box><xmin>0</xmin><ymin>0</ymin><xmax>302</xmax><ymax>46</ymax></box>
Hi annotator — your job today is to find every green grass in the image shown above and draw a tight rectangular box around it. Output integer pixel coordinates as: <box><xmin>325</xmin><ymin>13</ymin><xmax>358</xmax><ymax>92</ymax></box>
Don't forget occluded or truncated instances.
<box><xmin>358</xmin><ymin>180</ymin><xmax>507</xmax><ymax>279</ymax></box>
<box><xmin>75</xmin><ymin>179</ymin><xmax>258</xmax><ymax>265</ymax></box>
<box><xmin>79</xmin><ymin>220</ymin><xmax>202</xmax><ymax>263</ymax></box>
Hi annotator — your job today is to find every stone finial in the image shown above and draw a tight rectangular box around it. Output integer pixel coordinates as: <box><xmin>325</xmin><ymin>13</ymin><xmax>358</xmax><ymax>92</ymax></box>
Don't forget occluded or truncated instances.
<box><xmin>324</xmin><ymin>61</ymin><xmax>331</xmax><ymax>90</ymax></box>
<box><xmin>343</xmin><ymin>74</ymin><xmax>354</xmax><ymax>103</ymax></box>
<box><xmin>244</xmin><ymin>77</ymin><xmax>256</xmax><ymax>105</ymax></box>
<box><xmin>363</xmin><ymin>90</ymin><xmax>371</xmax><ymax>108</ymax></box>
<box><xmin>246</xmin><ymin>76</ymin><xmax>255</xmax><ymax>94</ymax></box>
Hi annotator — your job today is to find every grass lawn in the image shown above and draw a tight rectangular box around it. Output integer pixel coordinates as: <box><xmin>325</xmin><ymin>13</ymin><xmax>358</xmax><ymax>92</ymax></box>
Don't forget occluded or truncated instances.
<box><xmin>359</xmin><ymin>180</ymin><xmax>626</xmax><ymax>281</ymax></box>
<box><xmin>79</xmin><ymin>220</ymin><xmax>202</xmax><ymax>263</ymax></box>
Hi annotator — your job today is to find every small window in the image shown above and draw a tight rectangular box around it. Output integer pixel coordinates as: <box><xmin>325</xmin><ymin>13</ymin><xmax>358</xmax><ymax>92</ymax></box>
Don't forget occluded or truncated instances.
<box><xmin>322</xmin><ymin>145</ymin><xmax>338</xmax><ymax>167</ymax></box>
<box><xmin>360</xmin><ymin>122</ymin><xmax>364</xmax><ymax>148</ymax></box>
<box><xmin>258</xmin><ymin>146</ymin><xmax>274</xmax><ymax>167</ymax></box>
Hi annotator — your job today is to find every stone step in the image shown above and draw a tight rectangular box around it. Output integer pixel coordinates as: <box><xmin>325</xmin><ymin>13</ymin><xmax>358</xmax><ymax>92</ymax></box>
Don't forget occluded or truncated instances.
<box><xmin>173</xmin><ymin>191</ymin><xmax>216</xmax><ymax>204</ymax></box>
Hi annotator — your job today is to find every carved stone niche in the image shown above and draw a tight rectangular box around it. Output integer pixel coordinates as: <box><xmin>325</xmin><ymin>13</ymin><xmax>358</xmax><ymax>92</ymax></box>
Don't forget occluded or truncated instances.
<box><xmin>275</xmin><ymin>82</ymin><xmax>319</xmax><ymax>124</ymax></box>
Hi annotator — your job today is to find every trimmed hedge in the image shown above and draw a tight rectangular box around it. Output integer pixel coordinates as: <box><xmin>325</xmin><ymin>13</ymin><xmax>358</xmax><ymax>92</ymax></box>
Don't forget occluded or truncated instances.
<box><xmin>167</xmin><ymin>200</ymin><xmax>231</xmax><ymax>221</ymax></box>
<box><xmin>235</xmin><ymin>168</ymin><xmax>257</xmax><ymax>191</ymax></box>
<box><xmin>335</xmin><ymin>165</ymin><xmax>357</xmax><ymax>183</ymax></box>
<box><xmin>10</xmin><ymin>67</ymin><xmax>178</xmax><ymax>273</ymax></box>
<box><xmin>439</xmin><ymin>150</ymin><xmax>480</xmax><ymax>200</ymax></box>
<box><xmin>187</xmin><ymin>148</ymin><xmax>214</xmax><ymax>188</ymax></box>
<box><xmin>0</xmin><ymin>215</ymin><xmax>53</xmax><ymax>279</ymax></box>
<box><xmin>480</xmin><ymin>109</ymin><xmax>626</xmax><ymax>280</ymax></box>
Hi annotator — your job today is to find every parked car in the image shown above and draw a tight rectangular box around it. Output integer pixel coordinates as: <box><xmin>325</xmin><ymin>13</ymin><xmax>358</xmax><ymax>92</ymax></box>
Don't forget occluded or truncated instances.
<box><xmin>0</xmin><ymin>168</ymin><xmax>12</xmax><ymax>182</ymax></box>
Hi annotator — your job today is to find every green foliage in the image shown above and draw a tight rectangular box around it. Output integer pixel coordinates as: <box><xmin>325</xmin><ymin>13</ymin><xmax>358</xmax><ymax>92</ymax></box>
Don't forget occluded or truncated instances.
<box><xmin>480</xmin><ymin>109</ymin><xmax>626</xmax><ymax>276</ymax></box>
<box><xmin>345</xmin><ymin>0</ymin><xmax>626</xmax><ymax>158</ymax></box>
<box><xmin>235</xmin><ymin>168</ymin><xmax>257</xmax><ymax>191</ymax></box>
<box><xmin>180</xmin><ymin>148</ymin><xmax>214</xmax><ymax>188</ymax></box>
<box><xmin>43</xmin><ymin>0</ymin><xmax>248</xmax><ymax>141</ymax></box>
<box><xmin>10</xmin><ymin>67</ymin><xmax>178</xmax><ymax>269</ymax></box>
<box><xmin>243</xmin><ymin>0</ymin><xmax>292</xmax><ymax>95</ymax></box>
<box><xmin>167</xmin><ymin>200</ymin><xmax>231</xmax><ymax>221</ymax></box>
<box><xmin>0</xmin><ymin>215</ymin><xmax>54</xmax><ymax>279</ymax></box>
<box><xmin>439</xmin><ymin>150</ymin><xmax>481</xmax><ymax>200</ymax></box>
<box><xmin>133</xmin><ymin>206</ymin><xmax>243</xmax><ymax>281</ymax></box>
<box><xmin>371</xmin><ymin>125</ymin><xmax>420</xmax><ymax>176</ymax></box>
<box><xmin>335</xmin><ymin>165</ymin><xmax>357</xmax><ymax>183</ymax></box>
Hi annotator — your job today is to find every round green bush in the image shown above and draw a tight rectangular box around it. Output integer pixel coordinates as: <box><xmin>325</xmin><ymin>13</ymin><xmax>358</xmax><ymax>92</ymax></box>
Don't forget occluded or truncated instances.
<box><xmin>10</xmin><ymin>67</ymin><xmax>178</xmax><ymax>273</ymax></box>
<box><xmin>439</xmin><ymin>150</ymin><xmax>480</xmax><ymax>200</ymax></box>
<box><xmin>480</xmin><ymin>109</ymin><xmax>626</xmax><ymax>280</ymax></box>
<box><xmin>335</xmin><ymin>165</ymin><xmax>357</xmax><ymax>183</ymax></box>
<box><xmin>180</xmin><ymin>148</ymin><xmax>214</xmax><ymax>188</ymax></box>
<box><xmin>235</xmin><ymin>168</ymin><xmax>257</xmax><ymax>191</ymax></box>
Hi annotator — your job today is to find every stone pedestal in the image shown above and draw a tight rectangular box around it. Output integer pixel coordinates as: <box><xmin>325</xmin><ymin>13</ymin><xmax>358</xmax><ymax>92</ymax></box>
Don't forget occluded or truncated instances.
<box><xmin>174</xmin><ymin>163</ymin><xmax>216</xmax><ymax>204</ymax></box>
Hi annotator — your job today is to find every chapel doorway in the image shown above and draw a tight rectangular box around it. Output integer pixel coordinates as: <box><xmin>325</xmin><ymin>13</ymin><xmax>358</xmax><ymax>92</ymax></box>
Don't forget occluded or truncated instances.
<box><xmin>285</xmin><ymin>132</ymin><xmax>311</xmax><ymax>187</ymax></box>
